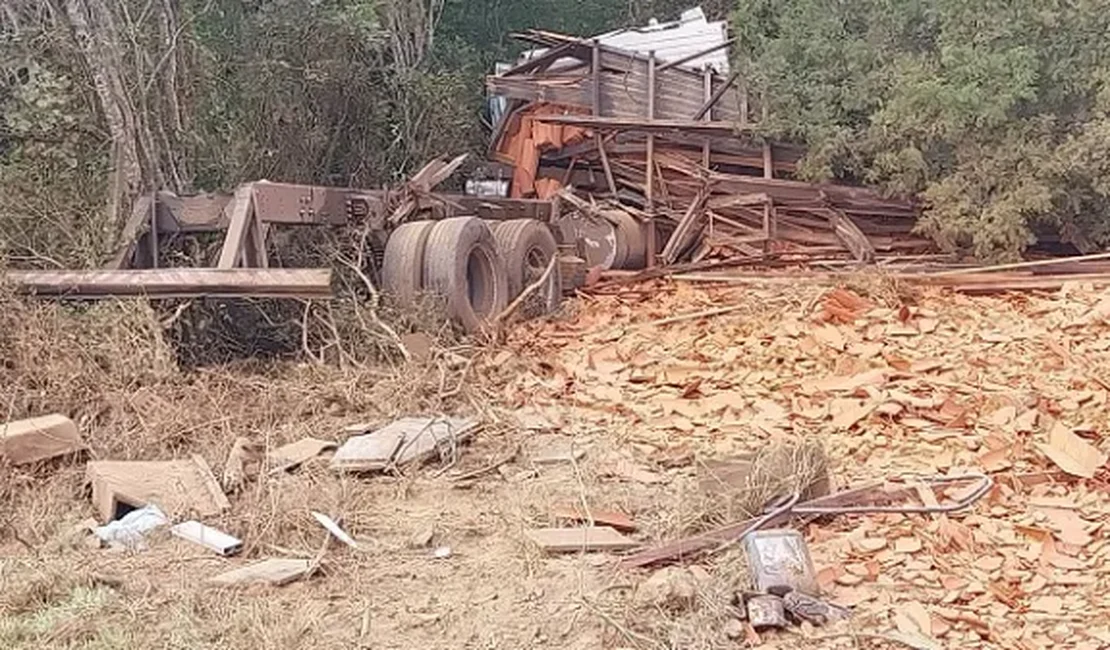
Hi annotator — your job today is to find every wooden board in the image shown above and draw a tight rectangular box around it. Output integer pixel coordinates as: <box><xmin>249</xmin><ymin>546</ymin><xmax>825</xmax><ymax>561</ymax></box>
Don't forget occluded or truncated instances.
<box><xmin>525</xmin><ymin>526</ymin><xmax>638</xmax><ymax>553</ymax></box>
<box><xmin>551</xmin><ymin>505</ymin><xmax>637</xmax><ymax>532</ymax></box>
<box><xmin>1</xmin><ymin>414</ymin><xmax>86</xmax><ymax>465</ymax></box>
<box><xmin>330</xmin><ymin>417</ymin><xmax>477</xmax><ymax>472</ymax></box>
<box><xmin>208</xmin><ymin>558</ymin><xmax>313</xmax><ymax>587</ymax></box>
<box><xmin>267</xmin><ymin>438</ymin><xmax>336</xmax><ymax>474</ymax></box>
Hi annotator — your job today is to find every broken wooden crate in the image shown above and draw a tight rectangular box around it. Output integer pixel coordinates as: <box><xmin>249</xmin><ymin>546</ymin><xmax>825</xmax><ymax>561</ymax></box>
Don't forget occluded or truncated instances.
<box><xmin>1</xmin><ymin>413</ymin><xmax>86</xmax><ymax>465</ymax></box>
<box><xmin>86</xmin><ymin>455</ymin><xmax>230</xmax><ymax>522</ymax></box>
<box><xmin>331</xmin><ymin>416</ymin><xmax>477</xmax><ymax>472</ymax></box>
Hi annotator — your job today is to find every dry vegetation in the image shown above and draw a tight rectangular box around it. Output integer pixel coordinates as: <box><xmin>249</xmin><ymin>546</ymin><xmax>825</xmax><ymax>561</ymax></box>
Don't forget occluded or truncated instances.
<box><xmin>2</xmin><ymin>278</ymin><xmax>1110</xmax><ymax>650</ymax></box>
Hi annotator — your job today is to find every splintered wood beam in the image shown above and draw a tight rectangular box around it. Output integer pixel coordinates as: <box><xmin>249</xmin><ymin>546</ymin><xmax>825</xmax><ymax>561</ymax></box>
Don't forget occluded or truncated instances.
<box><xmin>596</xmin><ymin>136</ymin><xmax>618</xmax><ymax>196</ymax></box>
<box><xmin>702</xmin><ymin>65</ymin><xmax>712</xmax><ymax>168</ymax></box>
<box><xmin>217</xmin><ymin>184</ymin><xmax>256</xmax><ymax>269</ymax></box>
<box><xmin>3</xmin><ymin>268</ymin><xmax>334</xmax><ymax>299</ymax></box>
<box><xmin>694</xmin><ymin>70</ymin><xmax>740</xmax><ymax>121</ymax></box>
<box><xmin>499</xmin><ymin>42</ymin><xmax>574</xmax><ymax>77</ymax></box>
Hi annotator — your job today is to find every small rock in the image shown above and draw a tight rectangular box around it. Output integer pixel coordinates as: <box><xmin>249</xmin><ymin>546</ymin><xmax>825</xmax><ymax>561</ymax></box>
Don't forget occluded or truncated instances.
<box><xmin>408</xmin><ymin>525</ymin><xmax>435</xmax><ymax>549</ymax></box>
<box><xmin>723</xmin><ymin>618</ymin><xmax>745</xmax><ymax>640</ymax></box>
<box><xmin>432</xmin><ymin>546</ymin><xmax>452</xmax><ymax>559</ymax></box>
<box><xmin>633</xmin><ymin>567</ymin><xmax>698</xmax><ymax>612</ymax></box>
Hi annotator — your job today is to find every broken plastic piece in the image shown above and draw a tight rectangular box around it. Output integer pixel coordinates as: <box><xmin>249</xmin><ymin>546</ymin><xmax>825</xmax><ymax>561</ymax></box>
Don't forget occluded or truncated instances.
<box><xmin>171</xmin><ymin>521</ymin><xmax>243</xmax><ymax>556</ymax></box>
<box><xmin>93</xmin><ymin>504</ymin><xmax>168</xmax><ymax>550</ymax></box>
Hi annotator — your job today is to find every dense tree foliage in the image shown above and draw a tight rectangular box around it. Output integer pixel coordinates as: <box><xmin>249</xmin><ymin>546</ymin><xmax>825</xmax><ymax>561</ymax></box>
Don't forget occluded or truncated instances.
<box><xmin>8</xmin><ymin>0</ymin><xmax>1105</xmax><ymax>266</ymax></box>
<box><xmin>0</xmin><ymin>0</ymin><xmax>707</xmax><ymax>267</ymax></box>
<box><xmin>732</xmin><ymin>0</ymin><xmax>1110</xmax><ymax>259</ymax></box>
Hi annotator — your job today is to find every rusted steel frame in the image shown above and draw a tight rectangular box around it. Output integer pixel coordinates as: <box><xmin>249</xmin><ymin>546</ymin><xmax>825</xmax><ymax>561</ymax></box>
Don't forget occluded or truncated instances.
<box><xmin>693</xmin><ymin>70</ymin><xmax>740</xmax><ymax>121</ymax></box>
<box><xmin>4</xmin><ymin>268</ymin><xmax>334</xmax><ymax>299</ymax></box>
<box><xmin>620</xmin><ymin>474</ymin><xmax>992</xmax><ymax>568</ymax></box>
<box><xmin>656</xmin><ymin>38</ymin><xmax>735</xmax><ymax>72</ymax></box>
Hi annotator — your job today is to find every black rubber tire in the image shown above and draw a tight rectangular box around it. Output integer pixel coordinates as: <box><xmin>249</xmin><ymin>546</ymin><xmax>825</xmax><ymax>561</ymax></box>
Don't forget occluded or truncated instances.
<box><xmin>381</xmin><ymin>220</ymin><xmax>435</xmax><ymax>305</ymax></box>
<box><xmin>491</xmin><ymin>219</ymin><xmax>562</xmax><ymax>315</ymax></box>
<box><xmin>423</xmin><ymin>217</ymin><xmax>508</xmax><ymax>332</ymax></box>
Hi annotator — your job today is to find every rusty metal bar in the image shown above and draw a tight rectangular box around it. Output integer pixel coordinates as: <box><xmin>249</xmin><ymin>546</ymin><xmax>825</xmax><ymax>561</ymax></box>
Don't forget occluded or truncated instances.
<box><xmin>3</xmin><ymin>268</ymin><xmax>334</xmax><ymax>299</ymax></box>
<box><xmin>656</xmin><ymin>39</ymin><xmax>735</xmax><ymax>72</ymax></box>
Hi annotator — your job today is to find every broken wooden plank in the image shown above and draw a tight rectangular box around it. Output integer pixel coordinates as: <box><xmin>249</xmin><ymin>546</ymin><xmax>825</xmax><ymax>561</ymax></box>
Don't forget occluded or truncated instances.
<box><xmin>551</xmin><ymin>505</ymin><xmax>637</xmax><ymax>532</ymax></box>
<box><xmin>267</xmin><ymin>438</ymin><xmax>337</xmax><ymax>474</ymax></box>
<box><xmin>86</xmin><ymin>455</ymin><xmax>231</xmax><ymax>523</ymax></box>
<box><xmin>3</xmin><ymin>268</ymin><xmax>334</xmax><ymax>300</ymax></box>
<box><xmin>208</xmin><ymin>558</ymin><xmax>313</xmax><ymax>587</ymax></box>
<box><xmin>330</xmin><ymin>416</ymin><xmax>478</xmax><ymax>472</ymax></box>
<box><xmin>533</xmin><ymin>114</ymin><xmax>742</xmax><ymax>135</ymax></box>
<box><xmin>1</xmin><ymin>414</ymin><xmax>86</xmax><ymax>465</ymax></box>
<box><xmin>526</xmin><ymin>526</ymin><xmax>638</xmax><ymax>553</ymax></box>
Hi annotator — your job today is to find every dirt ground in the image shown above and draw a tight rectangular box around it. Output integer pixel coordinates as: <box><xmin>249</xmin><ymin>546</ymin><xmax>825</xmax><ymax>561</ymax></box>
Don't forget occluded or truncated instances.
<box><xmin>2</xmin><ymin>277</ymin><xmax>1109</xmax><ymax>650</ymax></box>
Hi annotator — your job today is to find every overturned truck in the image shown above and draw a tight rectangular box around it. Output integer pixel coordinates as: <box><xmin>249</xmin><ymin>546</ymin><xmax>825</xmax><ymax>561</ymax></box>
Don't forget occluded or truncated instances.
<box><xmin>100</xmin><ymin>169</ymin><xmax>578</xmax><ymax>331</ymax></box>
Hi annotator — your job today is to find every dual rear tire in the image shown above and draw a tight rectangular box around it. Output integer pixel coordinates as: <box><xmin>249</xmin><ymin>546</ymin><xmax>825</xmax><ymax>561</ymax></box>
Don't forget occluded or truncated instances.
<box><xmin>382</xmin><ymin>217</ymin><xmax>559</xmax><ymax>332</ymax></box>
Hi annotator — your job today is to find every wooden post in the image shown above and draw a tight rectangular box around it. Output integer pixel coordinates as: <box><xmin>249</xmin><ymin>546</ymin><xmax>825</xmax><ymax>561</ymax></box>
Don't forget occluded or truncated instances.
<box><xmin>147</xmin><ymin>191</ymin><xmax>159</xmax><ymax>268</ymax></box>
<box><xmin>591</xmin><ymin>40</ymin><xmax>601</xmax><ymax>117</ymax></box>
<box><xmin>762</xmin><ymin>97</ymin><xmax>772</xmax><ymax>179</ymax></box>
<box><xmin>646</xmin><ymin>51</ymin><xmax>657</xmax><ymax>267</ymax></box>
<box><xmin>702</xmin><ymin>65</ymin><xmax>712</xmax><ymax>168</ymax></box>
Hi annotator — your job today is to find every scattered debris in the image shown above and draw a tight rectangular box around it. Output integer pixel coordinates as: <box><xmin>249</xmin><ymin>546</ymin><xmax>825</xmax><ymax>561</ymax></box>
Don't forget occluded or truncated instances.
<box><xmin>633</xmin><ymin>566</ymin><xmax>698</xmax><ymax>612</ymax></box>
<box><xmin>621</xmin><ymin>473</ymin><xmax>992</xmax><ymax>568</ymax></box>
<box><xmin>408</xmin><ymin>525</ymin><xmax>435</xmax><ymax>549</ymax></box>
<box><xmin>311</xmin><ymin>512</ymin><xmax>358</xmax><ymax>549</ymax></box>
<box><xmin>745</xmin><ymin>593</ymin><xmax>787</xmax><ymax>629</ymax></box>
<box><xmin>781</xmin><ymin>590</ymin><xmax>851</xmax><ymax>625</ymax></box>
<box><xmin>267</xmin><ymin>438</ymin><xmax>337</xmax><ymax>474</ymax></box>
<box><xmin>331</xmin><ymin>416</ymin><xmax>478</xmax><ymax>472</ymax></box>
<box><xmin>208</xmin><ymin>558</ymin><xmax>314</xmax><ymax>588</ymax></box>
<box><xmin>1</xmin><ymin>413</ymin><xmax>86</xmax><ymax>465</ymax></box>
<box><xmin>529</xmin><ymin>443</ymin><xmax>587</xmax><ymax>466</ymax></box>
<box><xmin>86</xmin><ymin>455</ymin><xmax>231</xmax><ymax>523</ymax></box>
<box><xmin>744</xmin><ymin>528</ymin><xmax>818</xmax><ymax>594</ymax></box>
<box><xmin>93</xmin><ymin>505</ymin><xmax>169</xmax><ymax>550</ymax></box>
<box><xmin>1035</xmin><ymin>420</ymin><xmax>1107</xmax><ymax>479</ymax></box>
<box><xmin>171</xmin><ymin>521</ymin><xmax>243</xmax><ymax>556</ymax></box>
<box><xmin>525</xmin><ymin>526</ymin><xmax>638</xmax><ymax>553</ymax></box>
<box><xmin>551</xmin><ymin>504</ymin><xmax>637</xmax><ymax>532</ymax></box>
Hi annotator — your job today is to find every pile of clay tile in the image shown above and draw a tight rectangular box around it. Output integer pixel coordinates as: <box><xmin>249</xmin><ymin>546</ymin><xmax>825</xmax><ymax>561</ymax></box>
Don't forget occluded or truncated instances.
<box><xmin>503</xmin><ymin>279</ymin><xmax>1110</xmax><ymax>649</ymax></box>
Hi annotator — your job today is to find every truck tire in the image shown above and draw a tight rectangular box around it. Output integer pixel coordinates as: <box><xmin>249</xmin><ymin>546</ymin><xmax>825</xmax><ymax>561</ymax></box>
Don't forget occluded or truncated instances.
<box><xmin>492</xmin><ymin>219</ymin><xmax>562</xmax><ymax>315</ymax></box>
<box><xmin>423</xmin><ymin>217</ymin><xmax>508</xmax><ymax>332</ymax></box>
<box><xmin>381</xmin><ymin>220</ymin><xmax>435</xmax><ymax>305</ymax></box>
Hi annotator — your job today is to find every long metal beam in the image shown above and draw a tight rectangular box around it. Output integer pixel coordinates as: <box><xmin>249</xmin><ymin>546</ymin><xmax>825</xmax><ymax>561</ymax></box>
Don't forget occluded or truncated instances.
<box><xmin>3</xmin><ymin>268</ymin><xmax>334</xmax><ymax>299</ymax></box>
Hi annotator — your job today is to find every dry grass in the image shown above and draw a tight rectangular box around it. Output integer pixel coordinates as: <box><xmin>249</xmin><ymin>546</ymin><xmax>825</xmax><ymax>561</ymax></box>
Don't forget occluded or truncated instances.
<box><xmin>0</xmin><ymin>286</ymin><xmax>625</xmax><ymax>650</ymax></box>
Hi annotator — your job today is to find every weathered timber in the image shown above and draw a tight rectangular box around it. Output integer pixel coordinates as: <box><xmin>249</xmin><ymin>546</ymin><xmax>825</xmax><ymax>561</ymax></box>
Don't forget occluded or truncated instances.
<box><xmin>3</xmin><ymin>268</ymin><xmax>334</xmax><ymax>299</ymax></box>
